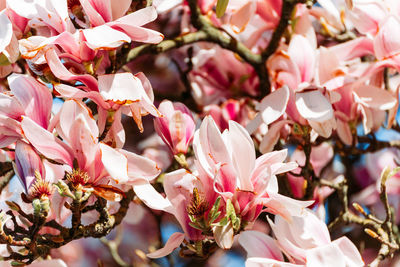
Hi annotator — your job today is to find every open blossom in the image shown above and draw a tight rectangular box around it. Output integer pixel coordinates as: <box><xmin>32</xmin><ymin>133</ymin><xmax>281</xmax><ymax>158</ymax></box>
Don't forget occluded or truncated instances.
<box><xmin>20</xmin><ymin>99</ymin><xmax>160</xmax><ymax>201</ymax></box>
<box><xmin>189</xmin><ymin>46</ymin><xmax>259</xmax><ymax>106</ymax></box>
<box><xmin>55</xmin><ymin>72</ymin><xmax>161</xmax><ymax>137</ymax></box>
<box><xmin>0</xmin><ymin>74</ymin><xmax>52</xmax><ymax>147</ymax></box>
<box><xmin>142</xmin><ymin>116</ymin><xmax>312</xmax><ymax>258</ymax></box>
<box><xmin>154</xmin><ymin>100</ymin><xmax>195</xmax><ymax>155</ymax></box>
<box><xmin>239</xmin><ymin>209</ymin><xmax>364</xmax><ymax>267</ymax></box>
<box><xmin>12</xmin><ymin>2</ymin><xmax>164</xmax><ymax>92</ymax></box>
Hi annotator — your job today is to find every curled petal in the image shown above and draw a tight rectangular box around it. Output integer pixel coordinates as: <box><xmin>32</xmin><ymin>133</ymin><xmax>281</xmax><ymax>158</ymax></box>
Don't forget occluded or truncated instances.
<box><xmin>146</xmin><ymin>232</ymin><xmax>185</xmax><ymax>258</ymax></box>
<box><xmin>45</xmin><ymin>48</ymin><xmax>98</xmax><ymax>91</ymax></box>
<box><xmin>213</xmin><ymin>222</ymin><xmax>234</xmax><ymax>249</ymax></box>
<box><xmin>295</xmin><ymin>90</ymin><xmax>333</xmax><ymax>122</ymax></box>
<box><xmin>82</xmin><ymin>25</ymin><xmax>130</xmax><ymax>50</ymax></box>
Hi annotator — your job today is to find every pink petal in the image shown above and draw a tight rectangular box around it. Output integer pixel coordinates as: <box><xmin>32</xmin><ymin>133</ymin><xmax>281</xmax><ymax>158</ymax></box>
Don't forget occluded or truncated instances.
<box><xmin>374</xmin><ymin>16</ymin><xmax>400</xmax><ymax>60</ymax></box>
<box><xmin>133</xmin><ymin>183</ymin><xmax>173</xmax><ymax>212</ymax></box>
<box><xmin>98</xmin><ymin>72</ymin><xmax>144</xmax><ymax>102</ymax></box>
<box><xmin>120</xmin><ymin>148</ymin><xmax>161</xmax><ymax>181</ymax></box>
<box><xmin>110</xmin><ymin>24</ymin><xmax>164</xmax><ymax>44</ymax></box>
<box><xmin>348</xmin><ymin>1</ymin><xmax>386</xmax><ymax>34</ymax></box>
<box><xmin>0</xmin><ymin>11</ymin><xmax>13</xmax><ymax>53</ymax></box>
<box><xmin>0</xmin><ymin>93</ymin><xmax>24</xmax><ymax>119</ymax></box>
<box><xmin>336</xmin><ymin>117</ymin><xmax>352</xmax><ymax>146</ymax></box>
<box><xmin>163</xmin><ymin>169</ymin><xmax>202</xmax><ymax>240</ymax></box>
<box><xmin>353</xmin><ymin>85</ymin><xmax>397</xmax><ymax>110</ymax></box>
<box><xmin>69</xmin><ymin>114</ymin><xmax>99</xmax><ymax>174</ymax></box>
<box><xmin>267</xmin><ymin>216</ymin><xmax>307</xmax><ymax>262</ymax></box>
<box><xmin>306</xmin><ymin>243</ymin><xmax>345</xmax><ymax>267</ymax></box>
<box><xmin>332</xmin><ymin>237</ymin><xmax>364</xmax><ymax>267</ymax></box>
<box><xmin>308</xmin><ymin>118</ymin><xmax>336</xmax><ymax>138</ymax></box>
<box><xmin>54</xmin><ymin>84</ymin><xmax>109</xmax><ymax>110</ymax></box>
<box><xmin>82</xmin><ymin>25</ymin><xmax>131</xmax><ymax>50</ymax></box>
<box><xmin>288</xmin><ymin>34</ymin><xmax>315</xmax><ymax>83</ymax></box>
<box><xmin>99</xmin><ymin>143</ymin><xmax>129</xmax><ymax>184</ymax></box>
<box><xmin>55</xmin><ymin>100</ymin><xmax>99</xmax><ymax>143</ymax></box>
<box><xmin>229</xmin><ymin>1</ymin><xmax>257</xmax><ymax>33</ymax></box>
<box><xmin>247</xmin><ymin>86</ymin><xmax>289</xmax><ymax>134</ymax></box>
<box><xmin>193</xmin><ymin>116</ymin><xmax>232</xmax><ymax>177</ymax></box>
<box><xmin>89</xmin><ymin>0</ymin><xmax>112</xmax><ymax>22</ymax></box>
<box><xmin>329</xmin><ymin>37</ymin><xmax>374</xmax><ymax>62</ymax></box>
<box><xmin>146</xmin><ymin>232</ymin><xmax>185</xmax><ymax>258</ymax></box>
<box><xmin>110</xmin><ymin>0</ymin><xmax>131</xmax><ymax>20</ymax></box>
<box><xmin>288</xmin><ymin>209</ymin><xmax>331</xmax><ymax>249</ymax></box>
<box><xmin>79</xmin><ymin>0</ymin><xmax>106</xmax><ymax>27</ymax></box>
<box><xmin>113</xmin><ymin>6</ymin><xmax>158</xmax><ymax>27</ymax></box>
<box><xmin>135</xmin><ymin>72</ymin><xmax>155</xmax><ymax>102</ymax></box>
<box><xmin>295</xmin><ymin>90</ymin><xmax>333</xmax><ymax>122</ymax></box>
<box><xmin>8</xmin><ymin>74</ymin><xmax>52</xmax><ymax>129</ymax></box>
<box><xmin>227</xmin><ymin>121</ymin><xmax>255</xmax><ymax>191</ymax></box>
<box><xmin>21</xmin><ymin>116</ymin><xmax>74</xmax><ymax>166</ymax></box>
<box><xmin>259</xmin><ymin>120</ymin><xmax>292</xmax><ymax>154</ymax></box>
<box><xmin>264</xmin><ymin>193</ymin><xmax>313</xmax><ymax>222</ymax></box>
<box><xmin>45</xmin><ymin>48</ymin><xmax>98</xmax><ymax>91</ymax></box>
<box><xmin>15</xmin><ymin>140</ymin><xmax>44</xmax><ymax>192</ymax></box>
<box><xmin>101</xmin><ymin>110</ymin><xmax>125</xmax><ymax>149</ymax></box>
<box><xmin>238</xmin><ymin>231</ymin><xmax>284</xmax><ymax>260</ymax></box>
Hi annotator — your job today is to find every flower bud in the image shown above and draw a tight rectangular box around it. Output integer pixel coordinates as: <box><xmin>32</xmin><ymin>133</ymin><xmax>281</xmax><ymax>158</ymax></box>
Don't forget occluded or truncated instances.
<box><xmin>154</xmin><ymin>100</ymin><xmax>195</xmax><ymax>155</ymax></box>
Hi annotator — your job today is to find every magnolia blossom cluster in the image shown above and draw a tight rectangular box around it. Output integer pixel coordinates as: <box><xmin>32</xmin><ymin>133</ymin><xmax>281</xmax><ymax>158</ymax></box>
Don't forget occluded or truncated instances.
<box><xmin>0</xmin><ymin>0</ymin><xmax>399</xmax><ymax>266</ymax></box>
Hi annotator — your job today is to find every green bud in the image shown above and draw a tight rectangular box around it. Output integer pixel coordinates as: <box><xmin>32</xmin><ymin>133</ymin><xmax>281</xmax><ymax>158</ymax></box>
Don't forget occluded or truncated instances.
<box><xmin>32</xmin><ymin>198</ymin><xmax>42</xmax><ymax>216</ymax></box>
<box><xmin>54</xmin><ymin>180</ymin><xmax>75</xmax><ymax>199</ymax></box>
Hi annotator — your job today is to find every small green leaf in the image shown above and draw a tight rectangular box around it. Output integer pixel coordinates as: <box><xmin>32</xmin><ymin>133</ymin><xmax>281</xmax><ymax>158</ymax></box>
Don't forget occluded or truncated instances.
<box><xmin>216</xmin><ymin>216</ymin><xmax>229</xmax><ymax>227</ymax></box>
<box><xmin>209</xmin><ymin>211</ymin><xmax>221</xmax><ymax>224</ymax></box>
<box><xmin>189</xmin><ymin>222</ymin><xmax>204</xmax><ymax>231</ymax></box>
<box><xmin>216</xmin><ymin>0</ymin><xmax>229</xmax><ymax>18</ymax></box>
<box><xmin>231</xmin><ymin>216</ymin><xmax>241</xmax><ymax>231</ymax></box>
<box><xmin>208</xmin><ymin>196</ymin><xmax>221</xmax><ymax>219</ymax></box>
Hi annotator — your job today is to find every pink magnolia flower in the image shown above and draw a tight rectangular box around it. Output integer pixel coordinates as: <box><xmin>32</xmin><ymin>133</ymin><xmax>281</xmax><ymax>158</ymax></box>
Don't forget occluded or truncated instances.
<box><xmin>14</xmin><ymin>140</ymin><xmax>70</xmax><ymax>221</ymax></box>
<box><xmin>21</xmin><ymin>100</ymin><xmax>160</xmax><ymax>201</ymax></box>
<box><xmin>7</xmin><ymin>0</ymin><xmax>76</xmax><ymax>35</ymax></box>
<box><xmin>263</xmin><ymin>34</ymin><xmax>338</xmax><ymax>144</ymax></box>
<box><xmin>141</xmin><ymin>116</ymin><xmax>311</xmax><ymax>258</ymax></box>
<box><xmin>17</xmin><ymin>5</ymin><xmax>163</xmax><ymax>88</ymax></box>
<box><xmin>0</xmin><ymin>74</ymin><xmax>52</xmax><ymax>147</ymax></box>
<box><xmin>193</xmin><ymin>116</ymin><xmax>312</xmax><ymax>224</ymax></box>
<box><xmin>267</xmin><ymin>209</ymin><xmax>364</xmax><ymax>266</ymax></box>
<box><xmin>154</xmin><ymin>100</ymin><xmax>195</xmax><ymax>155</ymax></box>
<box><xmin>189</xmin><ymin>46</ymin><xmax>259</xmax><ymax>106</ymax></box>
<box><xmin>54</xmin><ymin>72</ymin><xmax>161</xmax><ymax>136</ymax></box>
<box><xmin>239</xmin><ymin>211</ymin><xmax>364</xmax><ymax>266</ymax></box>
